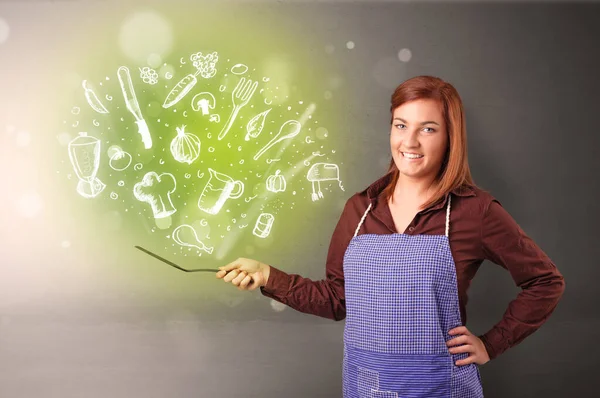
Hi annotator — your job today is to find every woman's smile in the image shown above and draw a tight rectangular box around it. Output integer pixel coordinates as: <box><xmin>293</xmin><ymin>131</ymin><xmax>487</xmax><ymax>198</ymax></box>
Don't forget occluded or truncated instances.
<box><xmin>401</xmin><ymin>151</ymin><xmax>424</xmax><ymax>160</ymax></box>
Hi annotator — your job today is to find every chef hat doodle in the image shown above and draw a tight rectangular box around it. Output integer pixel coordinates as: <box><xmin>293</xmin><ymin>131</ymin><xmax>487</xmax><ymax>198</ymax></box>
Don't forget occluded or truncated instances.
<box><xmin>133</xmin><ymin>171</ymin><xmax>177</xmax><ymax>219</ymax></box>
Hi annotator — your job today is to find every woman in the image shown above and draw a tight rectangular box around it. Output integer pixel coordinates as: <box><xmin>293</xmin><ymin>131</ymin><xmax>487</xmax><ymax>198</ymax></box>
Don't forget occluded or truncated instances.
<box><xmin>216</xmin><ymin>75</ymin><xmax>566</xmax><ymax>397</ymax></box>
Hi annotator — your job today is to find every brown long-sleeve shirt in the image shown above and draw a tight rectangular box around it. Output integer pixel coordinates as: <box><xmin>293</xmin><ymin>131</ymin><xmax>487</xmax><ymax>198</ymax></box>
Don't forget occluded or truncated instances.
<box><xmin>260</xmin><ymin>173</ymin><xmax>566</xmax><ymax>360</ymax></box>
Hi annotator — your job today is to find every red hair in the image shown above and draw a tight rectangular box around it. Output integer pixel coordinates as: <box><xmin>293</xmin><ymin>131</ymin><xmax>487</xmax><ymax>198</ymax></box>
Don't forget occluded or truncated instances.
<box><xmin>382</xmin><ymin>75</ymin><xmax>475</xmax><ymax>210</ymax></box>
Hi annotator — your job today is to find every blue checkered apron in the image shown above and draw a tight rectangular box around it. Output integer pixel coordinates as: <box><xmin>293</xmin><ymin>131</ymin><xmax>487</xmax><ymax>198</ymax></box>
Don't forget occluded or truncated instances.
<box><xmin>342</xmin><ymin>195</ymin><xmax>484</xmax><ymax>398</ymax></box>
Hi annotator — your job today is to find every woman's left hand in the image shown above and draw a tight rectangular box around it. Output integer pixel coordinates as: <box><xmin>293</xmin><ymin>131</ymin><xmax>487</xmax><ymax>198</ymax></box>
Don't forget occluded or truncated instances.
<box><xmin>446</xmin><ymin>326</ymin><xmax>490</xmax><ymax>366</ymax></box>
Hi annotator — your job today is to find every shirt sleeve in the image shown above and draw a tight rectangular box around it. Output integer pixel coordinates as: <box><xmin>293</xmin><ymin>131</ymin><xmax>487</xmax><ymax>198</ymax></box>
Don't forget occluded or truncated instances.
<box><xmin>477</xmin><ymin>199</ymin><xmax>566</xmax><ymax>360</ymax></box>
<box><xmin>258</xmin><ymin>197</ymin><xmax>358</xmax><ymax>321</ymax></box>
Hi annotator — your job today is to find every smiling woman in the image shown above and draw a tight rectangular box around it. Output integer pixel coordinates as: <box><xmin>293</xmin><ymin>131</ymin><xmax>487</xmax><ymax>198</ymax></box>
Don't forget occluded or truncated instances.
<box><xmin>217</xmin><ymin>75</ymin><xmax>566</xmax><ymax>398</ymax></box>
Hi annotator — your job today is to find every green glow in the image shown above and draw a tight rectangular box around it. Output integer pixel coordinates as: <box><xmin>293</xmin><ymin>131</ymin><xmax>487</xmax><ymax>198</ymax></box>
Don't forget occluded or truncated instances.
<box><xmin>55</xmin><ymin>5</ymin><xmax>351</xmax><ymax>276</ymax></box>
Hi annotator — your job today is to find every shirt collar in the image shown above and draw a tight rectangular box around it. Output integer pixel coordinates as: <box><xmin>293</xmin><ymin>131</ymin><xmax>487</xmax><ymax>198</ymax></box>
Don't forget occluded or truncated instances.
<box><xmin>361</xmin><ymin>172</ymin><xmax>476</xmax><ymax>213</ymax></box>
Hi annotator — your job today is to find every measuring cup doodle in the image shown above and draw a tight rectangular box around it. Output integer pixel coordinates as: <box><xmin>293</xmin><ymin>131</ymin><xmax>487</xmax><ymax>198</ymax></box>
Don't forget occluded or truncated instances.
<box><xmin>197</xmin><ymin>168</ymin><xmax>244</xmax><ymax>215</ymax></box>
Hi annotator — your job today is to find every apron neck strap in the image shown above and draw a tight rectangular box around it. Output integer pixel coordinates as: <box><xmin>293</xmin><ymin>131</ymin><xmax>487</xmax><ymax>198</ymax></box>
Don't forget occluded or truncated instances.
<box><xmin>445</xmin><ymin>194</ymin><xmax>452</xmax><ymax>237</ymax></box>
<box><xmin>354</xmin><ymin>203</ymin><xmax>372</xmax><ymax>238</ymax></box>
<box><xmin>352</xmin><ymin>193</ymin><xmax>452</xmax><ymax>238</ymax></box>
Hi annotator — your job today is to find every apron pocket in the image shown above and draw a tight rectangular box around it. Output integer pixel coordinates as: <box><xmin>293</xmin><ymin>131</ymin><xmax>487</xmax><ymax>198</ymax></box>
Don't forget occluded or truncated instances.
<box><xmin>344</xmin><ymin>345</ymin><xmax>452</xmax><ymax>398</ymax></box>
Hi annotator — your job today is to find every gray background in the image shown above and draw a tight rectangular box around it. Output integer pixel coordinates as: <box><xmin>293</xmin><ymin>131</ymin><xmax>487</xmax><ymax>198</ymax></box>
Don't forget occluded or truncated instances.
<box><xmin>0</xmin><ymin>0</ymin><xmax>598</xmax><ymax>397</ymax></box>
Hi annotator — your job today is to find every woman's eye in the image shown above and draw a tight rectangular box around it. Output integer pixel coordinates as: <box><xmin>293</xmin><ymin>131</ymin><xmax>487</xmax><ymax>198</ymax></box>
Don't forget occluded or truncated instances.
<box><xmin>424</xmin><ymin>127</ymin><xmax>435</xmax><ymax>133</ymax></box>
<box><xmin>395</xmin><ymin>124</ymin><xmax>405</xmax><ymax>129</ymax></box>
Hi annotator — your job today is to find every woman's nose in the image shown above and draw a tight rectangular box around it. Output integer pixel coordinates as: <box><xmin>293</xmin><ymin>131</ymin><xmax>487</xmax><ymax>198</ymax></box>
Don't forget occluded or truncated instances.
<box><xmin>404</xmin><ymin>130</ymin><xmax>420</xmax><ymax>146</ymax></box>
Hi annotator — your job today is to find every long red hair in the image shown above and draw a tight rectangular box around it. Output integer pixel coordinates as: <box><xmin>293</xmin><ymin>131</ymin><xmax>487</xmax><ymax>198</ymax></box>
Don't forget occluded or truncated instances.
<box><xmin>381</xmin><ymin>75</ymin><xmax>475</xmax><ymax>210</ymax></box>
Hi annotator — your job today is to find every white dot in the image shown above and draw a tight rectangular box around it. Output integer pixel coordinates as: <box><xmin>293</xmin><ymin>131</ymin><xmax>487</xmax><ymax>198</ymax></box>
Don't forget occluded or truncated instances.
<box><xmin>346</xmin><ymin>41</ymin><xmax>355</xmax><ymax>50</ymax></box>
<box><xmin>0</xmin><ymin>18</ymin><xmax>9</xmax><ymax>44</ymax></box>
<box><xmin>316</xmin><ymin>127</ymin><xmax>329</xmax><ymax>140</ymax></box>
<box><xmin>107</xmin><ymin>145</ymin><xmax>122</xmax><ymax>158</ymax></box>
<box><xmin>61</xmin><ymin>240</ymin><xmax>71</xmax><ymax>249</ymax></box>
<box><xmin>147</xmin><ymin>53</ymin><xmax>162</xmax><ymax>68</ymax></box>
<box><xmin>155</xmin><ymin>216</ymin><xmax>172</xmax><ymax>230</ymax></box>
<box><xmin>15</xmin><ymin>131</ymin><xmax>31</xmax><ymax>147</ymax></box>
<box><xmin>398</xmin><ymin>48</ymin><xmax>412</xmax><ymax>63</ymax></box>
<box><xmin>159</xmin><ymin>64</ymin><xmax>175</xmax><ymax>80</ymax></box>
<box><xmin>57</xmin><ymin>132</ymin><xmax>72</xmax><ymax>146</ymax></box>
<box><xmin>119</xmin><ymin>11</ymin><xmax>173</xmax><ymax>63</ymax></box>
<box><xmin>16</xmin><ymin>193</ymin><xmax>44</xmax><ymax>218</ymax></box>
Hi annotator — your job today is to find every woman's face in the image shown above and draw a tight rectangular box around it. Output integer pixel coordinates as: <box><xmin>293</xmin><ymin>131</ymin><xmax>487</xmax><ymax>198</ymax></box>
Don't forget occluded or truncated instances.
<box><xmin>390</xmin><ymin>98</ymin><xmax>448</xmax><ymax>183</ymax></box>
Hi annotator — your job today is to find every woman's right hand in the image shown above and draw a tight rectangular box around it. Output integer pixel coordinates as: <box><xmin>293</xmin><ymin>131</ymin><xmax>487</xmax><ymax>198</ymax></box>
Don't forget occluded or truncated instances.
<box><xmin>215</xmin><ymin>257</ymin><xmax>271</xmax><ymax>291</ymax></box>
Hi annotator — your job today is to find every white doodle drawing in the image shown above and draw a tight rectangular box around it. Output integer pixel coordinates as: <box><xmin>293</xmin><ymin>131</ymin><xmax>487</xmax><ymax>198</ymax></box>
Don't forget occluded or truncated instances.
<box><xmin>133</xmin><ymin>171</ymin><xmax>177</xmax><ymax>219</ymax></box>
<box><xmin>105</xmin><ymin>94</ymin><xmax>113</xmax><ymax>101</ymax></box>
<box><xmin>230</xmin><ymin>63</ymin><xmax>248</xmax><ymax>75</ymax></box>
<box><xmin>253</xmin><ymin>213</ymin><xmax>274</xmax><ymax>238</ymax></box>
<box><xmin>266</xmin><ymin>158</ymin><xmax>280</xmax><ymax>164</ymax></box>
<box><xmin>82</xmin><ymin>80</ymin><xmax>109</xmax><ymax>114</ymax></box>
<box><xmin>305</xmin><ymin>136</ymin><xmax>315</xmax><ymax>144</ymax></box>
<box><xmin>214</xmin><ymin>155</ymin><xmax>315</xmax><ymax>260</ymax></box>
<box><xmin>71</xmin><ymin>106</ymin><xmax>80</xmax><ymax>115</ymax></box>
<box><xmin>108</xmin><ymin>147</ymin><xmax>132</xmax><ymax>171</ymax></box>
<box><xmin>139</xmin><ymin>67</ymin><xmax>159</xmax><ymax>85</ymax></box>
<box><xmin>253</xmin><ymin>120</ymin><xmax>302</xmax><ymax>160</ymax></box>
<box><xmin>172</xmin><ymin>224</ymin><xmax>214</xmax><ymax>255</ymax></box>
<box><xmin>245</xmin><ymin>108</ymin><xmax>271</xmax><ymax>141</ymax></box>
<box><xmin>110</xmin><ymin>192</ymin><xmax>118</xmax><ymax>200</ymax></box>
<box><xmin>266</xmin><ymin>170</ymin><xmax>286</xmax><ymax>193</ymax></box>
<box><xmin>92</xmin><ymin>119</ymin><xmax>100</xmax><ymax>127</ymax></box>
<box><xmin>218</xmin><ymin>77</ymin><xmax>258</xmax><ymax>140</ymax></box>
<box><xmin>68</xmin><ymin>132</ymin><xmax>106</xmax><ymax>199</ymax></box>
<box><xmin>209</xmin><ymin>114</ymin><xmax>220</xmax><ymax>123</ymax></box>
<box><xmin>134</xmin><ymin>163</ymin><xmax>143</xmax><ymax>170</ymax></box>
<box><xmin>170</xmin><ymin>125</ymin><xmax>201</xmax><ymax>164</ymax></box>
<box><xmin>191</xmin><ymin>92</ymin><xmax>216</xmax><ymax>115</ymax></box>
<box><xmin>197</xmin><ymin>168</ymin><xmax>244</xmax><ymax>215</ymax></box>
<box><xmin>117</xmin><ymin>66</ymin><xmax>152</xmax><ymax>149</ymax></box>
<box><xmin>307</xmin><ymin>163</ymin><xmax>344</xmax><ymax>201</ymax></box>
<box><xmin>191</xmin><ymin>52</ymin><xmax>219</xmax><ymax>78</ymax></box>
<box><xmin>163</xmin><ymin>51</ymin><xmax>218</xmax><ymax>108</ymax></box>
